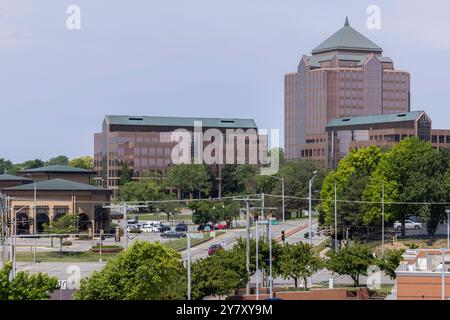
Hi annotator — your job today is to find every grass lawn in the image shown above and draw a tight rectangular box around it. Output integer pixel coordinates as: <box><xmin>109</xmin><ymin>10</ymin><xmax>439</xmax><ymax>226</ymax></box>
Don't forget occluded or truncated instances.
<box><xmin>315</xmin><ymin>282</ymin><xmax>394</xmax><ymax>297</ymax></box>
<box><xmin>164</xmin><ymin>231</ymin><xmax>225</xmax><ymax>252</ymax></box>
<box><xmin>16</xmin><ymin>251</ymin><xmax>120</xmax><ymax>263</ymax></box>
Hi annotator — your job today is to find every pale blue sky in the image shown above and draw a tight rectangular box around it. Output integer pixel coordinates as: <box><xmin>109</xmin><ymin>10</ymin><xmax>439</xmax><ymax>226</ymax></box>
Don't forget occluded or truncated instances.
<box><xmin>1</xmin><ymin>1</ymin><xmax>450</xmax><ymax>162</ymax></box>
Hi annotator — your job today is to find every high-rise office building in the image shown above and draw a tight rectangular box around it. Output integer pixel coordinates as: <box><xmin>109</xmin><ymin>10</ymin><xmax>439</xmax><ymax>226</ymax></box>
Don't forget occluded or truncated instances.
<box><xmin>284</xmin><ymin>17</ymin><xmax>410</xmax><ymax>161</ymax></box>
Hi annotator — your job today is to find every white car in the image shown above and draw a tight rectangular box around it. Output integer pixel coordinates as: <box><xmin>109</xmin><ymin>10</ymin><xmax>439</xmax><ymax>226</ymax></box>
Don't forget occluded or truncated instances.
<box><xmin>141</xmin><ymin>224</ymin><xmax>160</xmax><ymax>233</ymax></box>
<box><xmin>394</xmin><ymin>220</ymin><xmax>423</xmax><ymax>230</ymax></box>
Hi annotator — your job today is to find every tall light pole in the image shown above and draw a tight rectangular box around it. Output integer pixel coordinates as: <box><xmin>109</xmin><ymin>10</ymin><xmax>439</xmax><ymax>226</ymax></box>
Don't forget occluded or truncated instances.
<box><xmin>245</xmin><ymin>199</ymin><xmax>250</xmax><ymax>296</ymax></box>
<box><xmin>446</xmin><ymin>210</ymin><xmax>450</xmax><ymax>249</ymax></box>
<box><xmin>268</xmin><ymin>213</ymin><xmax>273</xmax><ymax>299</ymax></box>
<box><xmin>441</xmin><ymin>248</ymin><xmax>446</xmax><ymax>301</ymax></box>
<box><xmin>381</xmin><ymin>183</ymin><xmax>385</xmax><ymax>257</ymax></box>
<box><xmin>261</xmin><ymin>175</ymin><xmax>285</xmax><ymax>243</ymax></box>
<box><xmin>308</xmin><ymin>171</ymin><xmax>318</xmax><ymax>246</ymax></box>
<box><xmin>25</xmin><ymin>174</ymin><xmax>36</xmax><ymax>234</ymax></box>
<box><xmin>334</xmin><ymin>180</ymin><xmax>338</xmax><ymax>251</ymax></box>
<box><xmin>187</xmin><ymin>234</ymin><xmax>191</xmax><ymax>300</ymax></box>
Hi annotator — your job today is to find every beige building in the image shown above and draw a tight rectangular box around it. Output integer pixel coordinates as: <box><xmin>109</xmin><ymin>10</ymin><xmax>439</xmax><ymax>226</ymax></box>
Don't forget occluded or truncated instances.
<box><xmin>285</xmin><ymin>17</ymin><xmax>410</xmax><ymax>160</ymax></box>
<box><xmin>395</xmin><ymin>249</ymin><xmax>450</xmax><ymax>300</ymax></box>
<box><xmin>0</xmin><ymin>165</ymin><xmax>111</xmax><ymax>234</ymax></box>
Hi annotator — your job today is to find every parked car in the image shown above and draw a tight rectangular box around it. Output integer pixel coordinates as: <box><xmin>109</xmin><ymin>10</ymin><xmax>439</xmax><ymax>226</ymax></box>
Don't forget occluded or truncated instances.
<box><xmin>394</xmin><ymin>220</ymin><xmax>423</xmax><ymax>230</ymax></box>
<box><xmin>158</xmin><ymin>224</ymin><xmax>171</xmax><ymax>232</ymax></box>
<box><xmin>406</xmin><ymin>215</ymin><xmax>423</xmax><ymax>223</ymax></box>
<box><xmin>175</xmin><ymin>223</ymin><xmax>188</xmax><ymax>232</ymax></box>
<box><xmin>214</xmin><ymin>222</ymin><xmax>228</xmax><ymax>230</ymax></box>
<box><xmin>141</xmin><ymin>225</ymin><xmax>159</xmax><ymax>233</ymax></box>
<box><xmin>198</xmin><ymin>224</ymin><xmax>215</xmax><ymax>231</ymax></box>
<box><xmin>208</xmin><ymin>244</ymin><xmax>224</xmax><ymax>256</ymax></box>
<box><xmin>161</xmin><ymin>230</ymin><xmax>186</xmax><ymax>238</ymax></box>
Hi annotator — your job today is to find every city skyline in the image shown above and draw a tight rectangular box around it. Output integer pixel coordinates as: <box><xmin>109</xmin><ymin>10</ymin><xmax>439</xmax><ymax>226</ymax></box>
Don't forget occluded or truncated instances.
<box><xmin>2</xmin><ymin>1</ymin><xmax>450</xmax><ymax>162</ymax></box>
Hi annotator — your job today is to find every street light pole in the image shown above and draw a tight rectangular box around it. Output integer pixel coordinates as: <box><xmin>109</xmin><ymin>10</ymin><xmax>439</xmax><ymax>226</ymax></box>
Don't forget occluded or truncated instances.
<box><xmin>441</xmin><ymin>248</ymin><xmax>446</xmax><ymax>301</ymax></box>
<box><xmin>268</xmin><ymin>214</ymin><xmax>273</xmax><ymax>299</ymax></box>
<box><xmin>308</xmin><ymin>171</ymin><xmax>318</xmax><ymax>246</ymax></box>
<box><xmin>281</xmin><ymin>178</ymin><xmax>285</xmax><ymax>244</ymax></box>
<box><xmin>446</xmin><ymin>210</ymin><xmax>450</xmax><ymax>249</ymax></box>
<box><xmin>334</xmin><ymin>180</ymin><xmax>338</xmax><ymax>251</ymax></box>
<box><xmin>245</xmin><ymin>199</ymin><xmax>250</xmax><ymax>296</ymax></box>
<box><xmin>381</xmin><ymin>183</ymin><xmax>385</xmax><ymax>257</ymax></box>
<box><xmin>187</xmin><ymin>234</ymin><xmax>191</xmax><ymax>300</ymax></box>
<box><xmin>255</xmin><ymin>220</ymin><xmax>259</xmax><ymax>300</ymax></box>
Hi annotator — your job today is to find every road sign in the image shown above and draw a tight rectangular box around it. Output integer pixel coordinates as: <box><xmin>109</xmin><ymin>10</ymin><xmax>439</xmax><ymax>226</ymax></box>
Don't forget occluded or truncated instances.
<box><xmin>58</xmin><ymin>280</ymin><xmax>67</xmax><ymax>290</ymax></box>
<box><xmin>189</xmin><ymin>233</ymin><xmax>204</xmax><ymax>239</ymax></box>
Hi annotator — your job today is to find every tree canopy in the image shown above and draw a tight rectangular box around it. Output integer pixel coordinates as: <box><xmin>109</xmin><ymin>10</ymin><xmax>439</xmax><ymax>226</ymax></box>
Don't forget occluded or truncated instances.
<box><xmin>75</xmin><ymin>241</ymin><xmax>186</xmax><ymax>300</ymax></box>
<box><xmin>0</xmin><ymin>262</ymin><xmax>59</xmax><ymax>300</ymax></box>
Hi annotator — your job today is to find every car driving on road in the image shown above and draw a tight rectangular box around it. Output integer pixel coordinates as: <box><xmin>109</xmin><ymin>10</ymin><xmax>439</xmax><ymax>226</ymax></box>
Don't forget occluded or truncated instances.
<box><xmin>160</xmin><ymin>230</ymin><xmax>186</xmax><ymax>238</ymax></box>
<box><xmin>208</xmin><ymin>244</ymin><xmax>224</xmax><ymax>256</ymax></box>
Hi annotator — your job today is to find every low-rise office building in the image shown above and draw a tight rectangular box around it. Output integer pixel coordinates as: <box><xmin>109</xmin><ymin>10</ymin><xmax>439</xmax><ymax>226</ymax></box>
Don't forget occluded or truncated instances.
<box><xmin>395</xmin><ymin>249</ymin><xmax>450</xmax><ymax>300</ymax></box>
<box><xmin>0</xmin><ymin>165</ymin><xmax>111</xmax><ymax>234</ymax></box>
<box><xmin>317</xmin><ymin>111</ymin><xmax>450</xmax><ymax>168</ymax></box>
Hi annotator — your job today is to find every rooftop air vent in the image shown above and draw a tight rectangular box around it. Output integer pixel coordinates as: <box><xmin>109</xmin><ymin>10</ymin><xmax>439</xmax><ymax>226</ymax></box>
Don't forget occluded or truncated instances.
<box><xmin>397</xmin><ymin>114</ymin><xmax>407</xmax><ymax>117</ymax></box>
<box><xmin>342</xmin><ymin>118</ymin><xmax>351</xmax><ymax>122</ymax></box>
<box><xmin>129</xmin><ymin>117</ymin><xmax>143</xmax><ymax>121</ymax></box>
<box><xmin>220</xmin><ymin>120</ymin><xmax>235</xmax><ymax>123</ymax></box>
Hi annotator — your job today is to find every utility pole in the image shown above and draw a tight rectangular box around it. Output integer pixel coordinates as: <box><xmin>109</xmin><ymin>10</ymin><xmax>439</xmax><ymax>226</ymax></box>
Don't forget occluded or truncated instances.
<box><xmin>308</xmin><ymin>171</ymin><xmax>317</xmax><ymax>246</ymax></box>
<box><xmin>255</xmin><ymin>220</ymin><xmax>259</xmax><ymax>300</ymax></box>
<box><xmin>245</xmin><ymin>198</ymin><xmax>250</xmax><ymax>296</ymax></box>
<box><xmin>187</xmin><ymin>234</ymin><xmax>191</xmax><ymax>300</ymax></box>
<box><xmin>446</xmin><ymin>210</ymin><xmax>450</xmax><ymax>249</ymax></box>
<box><xmin>442</xmin><ymin>250</ymin><xmax>445</xmax><ymax>301</ymax></box>
<box><xmin>268</xmin><ymin>212</ymin><xmax>273</xmax><ymax>299</ymax></box>
<box><xmin>381</xmin><ymin>183</ymin><xmax>385</xmax><ymax>257</ymax></box>
<box><xmin>281</xmin><ymin>178</ymin><xmax>285</xmax><ymax>244</ymax></box>
<box><xmin>334</xmin><ymin>180</ymin><xmax>338</xmax><ymax>251</ymax></box>
<box><xmin>122</xmin><ymin>205</ymin><xmax>128</xmax><ymax>249</ymax></box>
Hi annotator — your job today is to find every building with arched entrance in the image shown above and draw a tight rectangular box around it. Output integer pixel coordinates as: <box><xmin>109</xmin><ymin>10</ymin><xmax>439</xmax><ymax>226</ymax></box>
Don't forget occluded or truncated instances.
<box><xmin>0</xmin><ymin>165</ymin><xmax>111</xmax><ymax>235</ymax></box>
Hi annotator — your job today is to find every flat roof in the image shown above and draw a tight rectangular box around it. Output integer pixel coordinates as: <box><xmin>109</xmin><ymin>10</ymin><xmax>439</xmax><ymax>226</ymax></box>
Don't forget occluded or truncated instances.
<box><xmin>4</xmin><ymin>178</ymin><xmax>109</xmax><ymax>192</ymax></box>
<box><xmin>105</xmin><ymin>115</ymin><xmax>257</xmax><ymax>129</ymax></box>
<box><xmin>326</xmin><ymin>111</ymin><xmax>424</xmax><ymax>129</ymax></box>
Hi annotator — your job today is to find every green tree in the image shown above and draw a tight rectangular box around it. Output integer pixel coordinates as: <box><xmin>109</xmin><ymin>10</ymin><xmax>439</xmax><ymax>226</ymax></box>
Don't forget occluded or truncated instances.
<box><xmin>43</xmin><ymin>214</ymin><xmax>78</xmax><ymax>252</ymax></box>
<box><xmin>0</xmin><ymin>262</ymin><xmax>59</xmax><ymax>300</ymax></box>
<box><xmin>164</xmin><ymin>164</ymin><xmax>212</xmax><ymax>199</ymax></box>
<box><xmin>188</xmin><ymin>200</ymin><xmax>216</xmax><ymax>224</ymax></box>
<box><xmin>363</xmin><ymin>138</ymin><xmax>447</xmax><ymax>236</ymax></box>
<box><xmin>118</xmin><ymin>173</ymin><xmax>163</xmax><ymax>202</ymax></box>
<box><xmin>326</xmin><ymin>242</ymin><xmax>375</xmax><ymax>287</ymax></box>
<box><xmin>376</xmin><ymin>249</ymin><xmax>404</xmax><ymax>279</ymax></box>
<box><xmin>321</xmin><ymin>146</ymin><xmax>383</xmax><ymax>234</ymax></box>
<box><xmin>46</xmin><ymin>155</ymin><xmax>69</xmax><ymax>166</ymax></box>
<box><xmin>119</xmin><ymin>161</ymin><xmax>133</xmax><ymax>185</ymax></box>
<box><xmin>191</xmin><ymin>248</ymin><xmax>248</xmax><ymax>299</ymax></box>
<box><xmin>75</xmin><ymin>241</ymin><xmax>186</xmax><ymax>300</ymax></box>
<box><xmin>21</xmin><ymin>159</ymin><xmax>45</xmax><ymax>169</ymax></box>
<box><xmin>279</xmin><ymin>242</ymin><xmax>322</xmax><ymax>289</ymax></box>
<box><xmin>0</xmin><ymin>159</ymin><xmax>13</xmax><ymax>174</ymax></box>
<box><xmin>69</xmin><ymin>156</ymin><xmax>94</xmax><ymax>170</ymax></box>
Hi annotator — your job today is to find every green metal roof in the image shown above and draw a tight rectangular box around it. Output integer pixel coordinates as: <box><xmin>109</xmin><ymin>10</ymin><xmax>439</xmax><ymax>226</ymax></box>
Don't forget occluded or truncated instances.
<box><xmin>312</xmin><ymin>17</ymin><xmax>382</xmax><ymax>54</ymax></box>
<box><xmin>0</xmin><ymin>174</ymin><xmax>31</xmax><ymax>181</ymax></box>
<box><xmin>18</xmin><ymin>165</ymin><xmax>94</xmax><ymax>174</ymax></box>
<box><xmin>106</xmin><ymin>115</ymin><xmax>257</xmax><ymax>129</ymax></box>
<box><xmin>326</xmin><ymin>111</ymin><xmax>424</xmax><ymax>129</ymax></box>
<box><xmin>305</xmin><ymin>53</ymin><xmax>392</xmax><ymax>68</ymax></box>
<box><xmin>4</xmin><ymin>178</ymin><xmax>109</xmax><ymax>192</ymax></box>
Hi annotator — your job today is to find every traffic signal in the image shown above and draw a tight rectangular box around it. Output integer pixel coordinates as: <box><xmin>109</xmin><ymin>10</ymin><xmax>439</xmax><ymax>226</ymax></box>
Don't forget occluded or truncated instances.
<box><xmin>7</xmin><ymin>218</ymin><xmax>11</xmax><ymax>227</ymax></box>
<box><xmin>281</xmin><ymin>231</ymin><xmax>285</xmax><ymax>242</ymax></box>
<box><xmin>29</xmin><ymin>218</ymin><xmax>34</xmax><ymax>226</ymax></box>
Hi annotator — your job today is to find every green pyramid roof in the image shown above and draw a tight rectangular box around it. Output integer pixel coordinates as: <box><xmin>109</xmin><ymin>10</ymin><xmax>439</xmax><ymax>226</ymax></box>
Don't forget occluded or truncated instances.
<box><xmin>312</xmin><ymin>17</ymin><xmax>382</xmax><ymax>54</ymax></box>
<box><xmin>4</xmin><ymin>178</ymin><xmax>109</xmax><ymax>192</ymax></box>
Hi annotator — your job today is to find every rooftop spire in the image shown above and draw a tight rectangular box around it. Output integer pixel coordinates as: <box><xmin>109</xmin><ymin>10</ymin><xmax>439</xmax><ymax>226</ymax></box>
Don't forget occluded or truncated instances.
<box><xmin>344</xmin><ymin>16</ymin><xmax>350</xmax><ymax>26</ymax></box>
